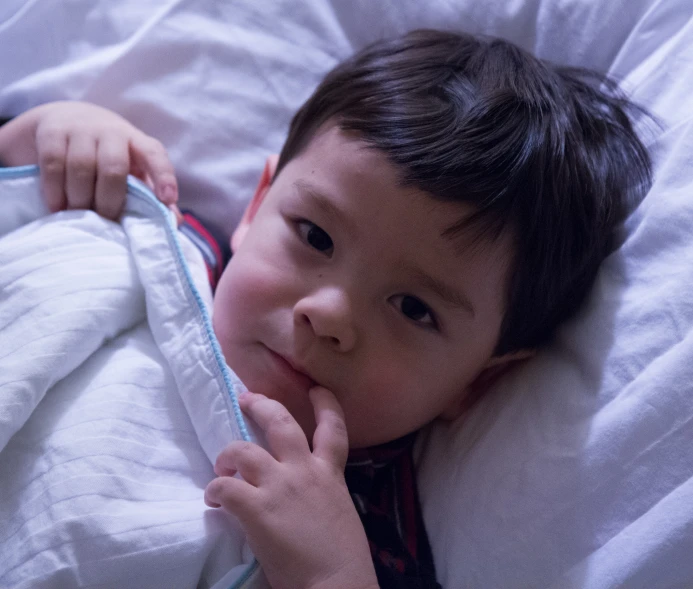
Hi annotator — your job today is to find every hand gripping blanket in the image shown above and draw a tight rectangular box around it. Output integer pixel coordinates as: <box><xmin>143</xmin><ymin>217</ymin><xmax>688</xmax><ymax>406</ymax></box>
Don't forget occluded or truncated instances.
<box><xmin>0</xmin><ymin>167</ymin><xmax>267</xmax><ymax>589</ymax></box>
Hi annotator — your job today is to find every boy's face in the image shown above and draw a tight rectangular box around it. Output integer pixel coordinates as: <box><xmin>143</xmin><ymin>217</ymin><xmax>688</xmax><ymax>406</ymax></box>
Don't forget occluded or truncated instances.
<box><xmin>213</xmin><ymin>125</ymin><xmax>515</xmax><ymax>448</ymax></box>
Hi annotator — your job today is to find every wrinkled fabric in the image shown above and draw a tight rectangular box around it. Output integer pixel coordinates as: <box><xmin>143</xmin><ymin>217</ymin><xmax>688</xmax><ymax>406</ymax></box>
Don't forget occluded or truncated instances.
<box><xmin>0</xmin><ymin>169</ymin><xmax>264</xmax><ymax>589</ymax></box>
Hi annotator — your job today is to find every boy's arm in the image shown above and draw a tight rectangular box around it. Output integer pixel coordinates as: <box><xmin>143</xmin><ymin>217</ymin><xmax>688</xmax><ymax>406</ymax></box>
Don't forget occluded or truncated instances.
<box><xmin>206</xmin><ymin>389</ymin><xmax>380</xmax><ymax>589</ymax></box>
<box><xmin>0</xmin><ymin>101</ymin><xmax>178</xmax><ymax>219</ymax></box>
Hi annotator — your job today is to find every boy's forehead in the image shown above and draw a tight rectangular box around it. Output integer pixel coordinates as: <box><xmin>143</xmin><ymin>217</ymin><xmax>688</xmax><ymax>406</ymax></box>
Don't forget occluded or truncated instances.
<box><xmin>304</xmin><ymin>124</ymin><xmax>393</xmax><ymax>178</ymax></box>
<box><xmin>295</xmin><ymin>126</ymin><xmax>436</xmax><ymax>214</ymax></box>
<box><xmin>292</xmin><ymin>124</ymin><xmax>512</xmax><ymax>258</ymax></box>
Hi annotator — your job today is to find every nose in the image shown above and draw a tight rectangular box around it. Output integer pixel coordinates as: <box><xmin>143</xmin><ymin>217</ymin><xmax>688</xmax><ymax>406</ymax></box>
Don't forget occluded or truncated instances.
<box><xmin>293</xmin><ymin>286</ymin><xmax>357</xmax><ymax>352</ymax></box>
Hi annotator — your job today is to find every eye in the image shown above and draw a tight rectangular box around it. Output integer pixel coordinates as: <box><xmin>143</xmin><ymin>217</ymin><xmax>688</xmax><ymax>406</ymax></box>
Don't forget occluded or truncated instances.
<box><xmin>296</xmin><ymin>220</ymin><xmax>334</xmax><ymax>255</ymax></box>
<box><xmin>391</xmin><ymin>294</ymin><xmax>438</xmax><ymax>329</ymax></box>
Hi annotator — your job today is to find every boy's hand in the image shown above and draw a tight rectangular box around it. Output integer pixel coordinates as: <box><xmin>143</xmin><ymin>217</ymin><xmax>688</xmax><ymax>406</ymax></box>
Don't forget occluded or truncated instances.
<box><xmin>205</xmin><ymin>389</ymin><xmax>379</xmax><ymax>589</ymax></box>
<box><xmin>0</xmin><ymin>101</ymin><xmax>178</xmax><ymax>220</ymax></box>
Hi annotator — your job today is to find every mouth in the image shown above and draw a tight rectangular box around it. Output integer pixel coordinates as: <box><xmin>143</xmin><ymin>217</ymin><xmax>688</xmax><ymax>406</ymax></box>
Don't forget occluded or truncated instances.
<box><xmin>264</xmin><ymin>346</ymin><xmax>318</xmax><ymax>391</ymax></box>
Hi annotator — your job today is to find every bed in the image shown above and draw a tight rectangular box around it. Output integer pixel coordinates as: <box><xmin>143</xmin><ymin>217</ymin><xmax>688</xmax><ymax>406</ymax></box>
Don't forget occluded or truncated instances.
<box><xmin>1</xmin><ymin>0</ymin><xmax>692</xmax><ymax>587</ymax></box>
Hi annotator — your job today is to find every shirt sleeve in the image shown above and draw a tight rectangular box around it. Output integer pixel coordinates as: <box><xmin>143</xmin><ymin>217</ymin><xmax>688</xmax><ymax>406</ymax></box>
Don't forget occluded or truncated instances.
<box><xmin>178</xmin><ymin>211</ymin><xmax>231</xmax><ymax>292</ymax></box>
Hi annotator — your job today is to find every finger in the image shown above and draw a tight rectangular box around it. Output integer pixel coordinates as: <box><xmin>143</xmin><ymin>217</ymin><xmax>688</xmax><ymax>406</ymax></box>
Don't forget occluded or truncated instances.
<box><xmin>214</xmin><ymin>440</ymin><xmax>275</xmax><ymax>487</ymax></box>
<box><xmin>239</xmin><ymin>392</ymin><xmax>310</xmax><ymax>462</ymax></box>
<box><xmin>65</xmin><ymin>134</ymin><xmax>98</xmax><ymax>210</ymax></box>
<box><xmin>129</xmin><ymin>160</ymin><xmax>153</xmax><ymax>189</ymax></box>
<box><xmin>129</xmin><ymin>133</ymin><xmax>178</xmax><ymax>205</ymax></box>
<box><xmin>309</xmin><ymin>386</ymin><xmax>349</xmax><ymax>468</ymax></box>
<box><xmin>94</xmin><ymin>136</ymin><xmax>130</xmax><ymax>220</ymax></box>
<box><xmin>204</xmin><ymin>475</ymin><xmax>255</xmax><ymax>512</ymax></box>
<box><xmin>35</xmin><ymin>126</ymin><xmax>68</xmax><ymax>213</ymax></box>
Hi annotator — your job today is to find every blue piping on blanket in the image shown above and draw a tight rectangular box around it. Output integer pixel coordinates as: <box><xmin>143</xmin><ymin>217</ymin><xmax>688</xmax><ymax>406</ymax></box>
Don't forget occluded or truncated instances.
<box><xmin>127</xmin><ymin>176</ymin><xmax>253</xmax><ymax>444</ymax></box>
<box><xmin>0</xmin><ymin>163</ymin><xmax>38</xmax><ymax>178</ymax></box>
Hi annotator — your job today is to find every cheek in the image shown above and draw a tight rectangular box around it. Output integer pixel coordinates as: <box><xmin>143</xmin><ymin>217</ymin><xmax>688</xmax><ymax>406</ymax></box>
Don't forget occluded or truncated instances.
<box><xmin>345</xmin><ymin>348</ymin><xmax>473</xmax><ymax>433</ymax></box>
<box><xmin>213</xmin><ymin>244</ymin><xmax>300</xmax><ymax>339</ymax></box>
<box><xmin>358</xmin><ymin>336</ymin><xmax>456</xmax><ymax>395</ymax></box>
<box><xmin>359</xmin><ymin>358</ymin><xmax>404</xmax><ymax>396</ymax></box>
<box><xmin>343</xmin><ymin>353</ymin><xmax>418</xmax><ymax>420</ymax></box>
<box><xmin>342</xmin><ymin>356</ymin><xmax>441</xmax><ymax>447</ymax></box>
<box><xmin>213</xmin><ymin>258</ymin><xmax>273</xmax><ymax>341</ymax></box>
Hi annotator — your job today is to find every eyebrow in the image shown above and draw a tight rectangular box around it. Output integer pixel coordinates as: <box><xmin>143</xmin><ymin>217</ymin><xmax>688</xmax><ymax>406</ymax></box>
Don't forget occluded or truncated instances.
<box><xmin>409</xmin><ymin>265</ymin><xmax>476</xmax><ymax>318</ymax></box>
<box><xmin>293</xmin><ymin>180</ymin><xmax>357</xmax><ymax>237</ymax></box>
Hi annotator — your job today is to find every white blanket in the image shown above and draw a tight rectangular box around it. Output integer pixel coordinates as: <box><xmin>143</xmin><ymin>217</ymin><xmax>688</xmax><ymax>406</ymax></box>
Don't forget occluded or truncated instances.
<box><xmin>0</xmin><ymin>168</ymin><xmax>264</xmax><ymax>589</ymax></box>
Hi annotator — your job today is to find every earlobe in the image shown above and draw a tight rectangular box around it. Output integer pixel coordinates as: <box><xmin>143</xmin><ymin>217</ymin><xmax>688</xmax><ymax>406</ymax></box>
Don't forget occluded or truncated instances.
<box><xmin>439</xmin><ymin>349</ymin><xmax>535</xmax><ymax>421</ymax></box>
<box><xmin>230</xmin><ymin>154</ymin><xmax>280</xmax><ymax>253</ymax></box>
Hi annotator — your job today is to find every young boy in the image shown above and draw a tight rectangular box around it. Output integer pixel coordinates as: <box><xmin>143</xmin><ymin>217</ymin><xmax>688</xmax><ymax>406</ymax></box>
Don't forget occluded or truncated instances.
<box><xmin>0</xmin><ymin>29</ymin><xmax>651</xmax><ymax>588</ymax></box>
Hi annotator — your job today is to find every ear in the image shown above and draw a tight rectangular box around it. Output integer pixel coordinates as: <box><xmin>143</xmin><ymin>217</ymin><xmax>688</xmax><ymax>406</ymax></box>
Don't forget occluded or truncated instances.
<box><xmin>438</xmin><ymin>349</ymin><xmax>535</xmax><ymax>421</ymax></box>
<box><xmin>230</xmin><ymin>154</ymin><xmax>279</xmax><ymax>253</ymax></box>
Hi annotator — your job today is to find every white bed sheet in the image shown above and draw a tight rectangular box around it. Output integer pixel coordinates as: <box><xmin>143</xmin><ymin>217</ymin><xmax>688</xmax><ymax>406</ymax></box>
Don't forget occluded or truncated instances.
<box><xmin>1</xmin><ymin>1</ymin><xmax>692</xmax><ymax>587</ymax></box>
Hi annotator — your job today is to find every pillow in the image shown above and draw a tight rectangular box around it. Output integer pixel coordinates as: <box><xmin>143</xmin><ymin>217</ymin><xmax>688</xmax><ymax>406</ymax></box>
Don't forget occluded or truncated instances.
<box><xmin>0</xmin><ymin>0</ymin><xmax>661</xmax><ymax>240</ymax></box>
<box><xmin>416</xmin><ymin>4</ymin><xmax>693</xmax><ymax>587</ymax></box>
<box><xmin>2</xmin><ymin>1</ymin><xmax>692</xmax><ymax>587</ymax></box>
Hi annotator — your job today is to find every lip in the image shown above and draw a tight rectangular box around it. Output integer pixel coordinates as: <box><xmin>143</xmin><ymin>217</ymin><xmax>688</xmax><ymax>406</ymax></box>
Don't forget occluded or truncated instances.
<box><xmin>264</xmin><ymin>346</ymin><xmax>317</xmax><ymax>391</ymax></box>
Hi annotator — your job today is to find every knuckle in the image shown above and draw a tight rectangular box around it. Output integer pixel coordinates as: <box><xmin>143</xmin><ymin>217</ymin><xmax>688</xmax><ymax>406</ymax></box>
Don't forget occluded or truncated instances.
<box><xmin>159</xmin><ymin>172</ymin><xmax>177</xmax><ymax>186</ymax></box>
<box><xmin>39</xmin><ymin>151</ymin><xmax>65</xmax><ymax>174</ymax></box>
<box><xmin>99</xmin><ymin>159</ymin><xmax>129</xmax><ymax>180</ymax></box>
<box><xmin>69</xmin><ymin>156</ymin><xmax>96</xmax><ymax>178</ymax></box>
<box><xmin>326</xmin><ymin>413</ymin><xmax>348</xmax><ymax>437</ymax></box>
<box><xmin>260</xmin><ymin>483</ymin><xmax>294</xmax><ymax>515</ymax></box>
<box><xmin>234</xmin><ymin>441</ymin><xmax>258</xmax><ymax>459</ymax></box>
<box><xmin>240</xmin><ymin>494</ymin><xmax>263</xmax><ymax>518</ymax></box>
<box><xmin>142</xmin><ymin>138</ymin><xmax>166</xmax><ymax>158</ymax></box>
<box><xmin>36</xmin><ymin>125</ymin><xmax>64</xmax><ymax>144</ymax></box>
<box><xmin>268</xmin><ymin>409</ymin><xmax>295</xmax><ymax>431</ymax></box>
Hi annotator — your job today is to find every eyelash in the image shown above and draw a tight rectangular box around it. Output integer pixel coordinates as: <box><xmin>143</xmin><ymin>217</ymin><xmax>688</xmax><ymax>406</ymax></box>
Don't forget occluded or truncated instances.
<box><xmin>390</xmin><ymin>294</ymin><xmax>439</xmax><ymax>330</ymax></box>
<box><xmin>292</xmin><ymin>218</ymin><xmax>439</xmax><ymax>331</ymax></box>
<box><xmin>295</xmin><ymin>219</ymin><xmax>334</xmax><ymax>256</ymax></box>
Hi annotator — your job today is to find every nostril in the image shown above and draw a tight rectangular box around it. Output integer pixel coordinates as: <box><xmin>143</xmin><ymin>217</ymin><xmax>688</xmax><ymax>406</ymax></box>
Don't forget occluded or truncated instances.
<box><xmin>329</xmin><ymin>336</ymin><xmax>340</xmax><ymax>346</ymax></box>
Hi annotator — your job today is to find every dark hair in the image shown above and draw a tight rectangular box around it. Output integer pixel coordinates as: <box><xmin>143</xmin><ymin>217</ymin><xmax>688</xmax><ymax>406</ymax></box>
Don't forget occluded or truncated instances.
<box><xmin>275</xmin><ymin>29</ymin><xmax>653</xmax><ymax>355</ymax></box>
